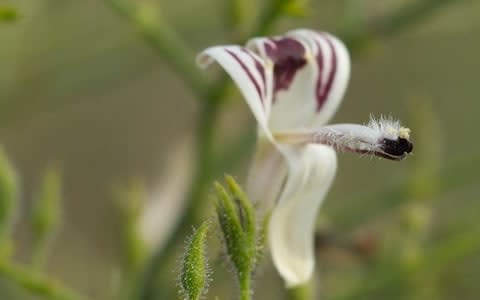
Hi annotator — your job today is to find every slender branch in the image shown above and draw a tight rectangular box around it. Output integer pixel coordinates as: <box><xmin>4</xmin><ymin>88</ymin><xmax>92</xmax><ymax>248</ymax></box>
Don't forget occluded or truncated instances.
<box><xmin>342</xmin><ymin>0</ymin><xmax>465</xmax><ymax>51</ymax></box>
<box><xmin>102</xmin><ymin>0</ymin><xmax>209</xmax><ymax>100</ymax></box>
<box><xmin>215</xmin><ymin>125</ymin><xmax>256</xmax><ymax>172</ymax></box>
<box><xmin>0</xmin><ymin>260</ymin><xmax>87</xmax><ymax>300</ymax></box>
<box><xmin>239</xmin><ymin>274</ymin><xmax>252</xmax><ymax>300</ymax></box>
<box><xmin>135</xmin><ymin>97</ymin><xmax>224</xmax><ymax>300</ymax></box>
<box><xmin>252</xmin><ymin>0</ymin><xmax>290</xmax><ymax>36</ymax></box>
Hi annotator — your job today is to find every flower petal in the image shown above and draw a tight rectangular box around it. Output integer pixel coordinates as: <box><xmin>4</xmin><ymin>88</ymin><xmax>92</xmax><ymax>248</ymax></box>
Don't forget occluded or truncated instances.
<box><xmin>197</xmin><ymin>46</ymin><xmax>274</xmax><ymax>140</ymax></box>
<box><xmin>268</xmin><ymin>144</ymin><xmax>337</xmax><ymax>287</ymax></box>
<box><xmin>246</xmin><ymin>138</ymin><xmax>288</xmax><ymax>212</ymax></box>
<box><xmin>247</xmin><ymin>30</ymin><xmax>351</xmax><ymax>131</ymax></box>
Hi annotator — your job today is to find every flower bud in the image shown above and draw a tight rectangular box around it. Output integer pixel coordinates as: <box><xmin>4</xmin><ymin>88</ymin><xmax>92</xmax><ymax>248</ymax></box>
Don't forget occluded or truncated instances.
<box><xmin>214</xmin><ymin>176</ymin><xmax>258</xmax><ymax>292</ymax></box>
<box><xmin>179</xmin><ymin>222</ymin><xmax>210</xmax><ymax>300</ymax></box>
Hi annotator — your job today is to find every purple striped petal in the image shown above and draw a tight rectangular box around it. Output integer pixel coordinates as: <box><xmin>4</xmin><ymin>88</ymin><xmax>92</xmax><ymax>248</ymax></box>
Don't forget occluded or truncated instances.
<box><xmin>197</xmin><ymin>46</ymin><xmax>274</xmax><ymax>139</ymax></box>
<box><xmin>247</xmin><ymin>30</ymin><xmax>351</xmax><ymax>131</ymax></box>
<box><xmin>264</xmin><ymin>38</ymin><xmax>307</xmax><ymax>98</ymax></box>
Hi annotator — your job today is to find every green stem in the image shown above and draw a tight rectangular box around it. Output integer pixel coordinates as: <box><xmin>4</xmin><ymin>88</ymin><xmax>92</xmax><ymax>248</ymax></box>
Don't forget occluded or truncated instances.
<box><xmin>102</xmin><ymin>0</ymin><xmax>209</xmax><ymax>100</ymax></box>
<box><xmin>0</xmin><ymin>260</ymin><xmax>87</xmax><ymax>300</ymax></box>
<box><xmin>252</xmin><ymin>0</ymin><xmax>290</xmax><ymax>36</ymax></box>
<box><xmin>342</xmin><ymin>0</ymin><xmax>465</xmax><ymax>51</ymax></box>
<box><xmin>239</xmin><ymin>274</ymin><xmax>251</xmax><ymax>300</ymax></box>
<box><xmin>287</xmin><ymin>284</ymin><xmax>311</xmax><ymax>300</ymax></box>
<box><xmin>136</xmin><ymin>96</ymin><xmax>224</xmax><ymax>300</ymax></box>
<box><xmin>30</xmin><ymin>241</ymin><xmax>49</xmax><ymax>271</ymax></box>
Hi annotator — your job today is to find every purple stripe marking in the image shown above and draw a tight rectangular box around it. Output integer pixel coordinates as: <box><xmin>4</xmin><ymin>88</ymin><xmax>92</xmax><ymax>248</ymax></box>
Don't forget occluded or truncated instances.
<box><xmin>316</xmin><ymin>34</ymin><xmax>337</xmax><ymax>112</ymax></box>
<box><xmin>241</xmin><ymin>49</ymin><xmax>266</xmax><ymax>99</ymax></box>
<box><xmin>264</xmin><ymin>38</ymin><xmax>307</xmax><ymax>102</ymax></box>
<box><xmin>314</xmin><ymin>39</ymin><xmax>324</xmax><ymax>112</ymax></box>
<box><xmin>225</xmin><ymin>49</ymin><xmax>264</xmax><ymax>103</ymax></box>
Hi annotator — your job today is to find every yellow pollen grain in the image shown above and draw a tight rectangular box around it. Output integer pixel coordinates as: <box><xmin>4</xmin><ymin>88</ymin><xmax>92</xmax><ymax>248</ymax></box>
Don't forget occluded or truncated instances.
<box><xmin>304</xmin><ymin>51</ymin><xmax>314</xmax><ymax>63</ymax></box>
<box><xmin>265</xmin><ymin>59</ymin><xmax>274</xmax><ymax>71</ymax></box>
<box><xmin>399</xmin><ymin>127</ymin><xmax>411</xmax><ymax>139</ymax></box>
<box><xmin>386</xmin><ymin>126</ymin><xmax>397</xmax><ymax>136</ymax></box>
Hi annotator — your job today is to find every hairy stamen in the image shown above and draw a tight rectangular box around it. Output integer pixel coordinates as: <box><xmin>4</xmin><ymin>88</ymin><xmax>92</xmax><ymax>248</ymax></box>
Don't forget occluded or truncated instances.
<box><xmin>274</xmin><ymin>121</ymin><xmax>413</xmax><ymax>161</ymax></box>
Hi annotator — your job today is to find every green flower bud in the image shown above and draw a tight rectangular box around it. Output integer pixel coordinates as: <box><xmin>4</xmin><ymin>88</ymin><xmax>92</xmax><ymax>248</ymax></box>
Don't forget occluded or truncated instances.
<box><xmin>214</xmin><ymin>176</ymin><xmax>258</xmax><ymax>298</ymax></box>
<box><xmin>179</xmin><ymin>222</ymin><xmax>210</xmax><ymax>300</ymax></box>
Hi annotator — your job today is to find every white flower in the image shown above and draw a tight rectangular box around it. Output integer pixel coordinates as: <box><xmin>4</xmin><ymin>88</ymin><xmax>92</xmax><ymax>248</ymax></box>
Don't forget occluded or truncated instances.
<box><xmin>197</xmin><ymin>29</ymin><xmax>413</xmax><ymax>287</ymax></box>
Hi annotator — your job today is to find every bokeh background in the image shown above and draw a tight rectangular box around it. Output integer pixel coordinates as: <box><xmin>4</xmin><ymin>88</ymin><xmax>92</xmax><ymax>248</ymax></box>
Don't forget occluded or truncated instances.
<box><xmin>0</xmin><ymin>0</ymin><xmax>479</xmax><ymax>299</ymax></box>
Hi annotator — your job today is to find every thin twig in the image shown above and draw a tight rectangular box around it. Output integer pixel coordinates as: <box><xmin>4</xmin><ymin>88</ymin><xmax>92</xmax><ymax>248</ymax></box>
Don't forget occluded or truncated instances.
<box><xmin>342</xmin><ymin>0</ymin><xmax>465</xmax><ymax>51</ymax></box>
<box><xmin>102</xmin><ymin>0</ymin><xmax>209</xmax><ymax>100</ymax></box>
<box><xmin>252</xmin><ymin>0</ymin><xmax>291</xmax><ymax>36</ymax></box>
<box><xmin>0</xmin><ymin>260</ymin><xmax>88</xmax><ymax>300</ymax></box>
<box><xmin>135</xmin><ymin>96</ymin><xmax>224</xmax><ymax>300</ymax></box>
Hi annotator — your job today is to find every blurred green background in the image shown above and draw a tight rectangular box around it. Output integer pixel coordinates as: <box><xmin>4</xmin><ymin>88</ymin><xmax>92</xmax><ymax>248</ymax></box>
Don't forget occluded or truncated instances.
<box><xmin>0</xmin><ymin>0</ymin><xmax>479</xmax><ymax>299</ymax></box>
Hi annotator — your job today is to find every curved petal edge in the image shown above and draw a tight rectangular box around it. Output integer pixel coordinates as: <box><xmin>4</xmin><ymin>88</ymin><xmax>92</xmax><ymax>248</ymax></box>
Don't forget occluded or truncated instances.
<box><xmin>197</xmin><ymin>46</ymin><xmax>274</xmax><ymax>140</ymax></box>
<box><xmin>268</xmin><ymin>144</ymin><xmax>337</xmax><ymax>287</ymax></box>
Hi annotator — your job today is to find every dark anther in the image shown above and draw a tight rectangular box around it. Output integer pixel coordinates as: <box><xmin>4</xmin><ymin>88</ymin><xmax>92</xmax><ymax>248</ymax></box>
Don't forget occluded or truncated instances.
<box><xmin>383</xmin><ymin>137</ymin><xmax>413</xmax><ymax>156</ymax></box>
